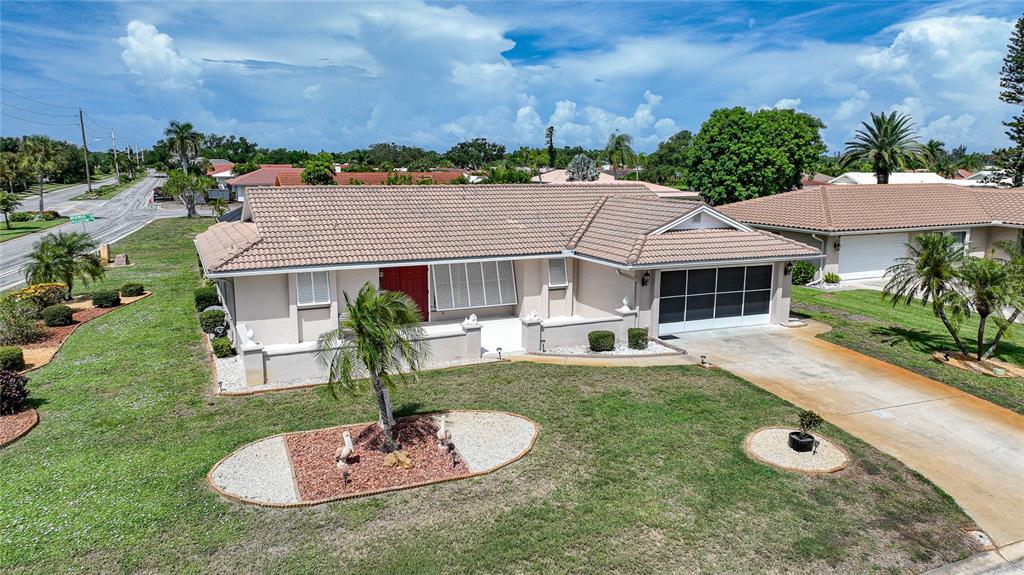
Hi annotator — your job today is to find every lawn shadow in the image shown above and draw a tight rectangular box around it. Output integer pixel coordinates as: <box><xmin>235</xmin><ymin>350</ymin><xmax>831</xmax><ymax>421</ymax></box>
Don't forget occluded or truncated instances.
<box><xmin>25</xmin><ymin>396</ymin><xmax>49</xmax><ymax>410</ymax></box>
<box><xmin>870</xmin><ymin>325</ymin><xmax>947</xmax><ymax>353</ymax></box>
<box><xmin>393</xmin><ymin>401</ymin><xmax>425</xmax><ymax>418</ymax></box>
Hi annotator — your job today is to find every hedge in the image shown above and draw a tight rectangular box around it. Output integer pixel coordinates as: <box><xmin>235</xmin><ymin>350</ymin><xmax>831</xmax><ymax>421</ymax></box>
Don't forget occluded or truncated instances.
<box><xmin>41</xmin><ymin>304</ymin><xmax>74</xmax><ymax>327</ymax></box>
<box><xmin>199</xmin><ymin>309</ymin><xmax>226</xmax><ymax>334</ymax></box>
<box><xmin>0</xmin><ymin>347</ymin><xmax>25</xmax><ymax>372</ymax></box>
<box><xmin>627</xmin><ymin>327</ymin><xmax>648</xmax><ymax>350</ymax></box>
<box><xmin>588</xmin><ymin>330</ymin><xmax>615</xmax><ymax>352</ymax></box>
<box><xmin>91</xmin><ymin>290</ymin><xmax>121</xmax><ymax>308</ymax></box>
<box><xmin>120</xmin><ymin>282</ymin><xmax>145</xmax><ymax>297</ymax></box>
<box><xmin>194</xmin><ymin>286</ymin><xmax>219</xmax><ymax>311</ymax></box>
<box><xmin>791</xmin><ymin>261</ymin><xmax>816</xmax><ymax>286</ymax></box>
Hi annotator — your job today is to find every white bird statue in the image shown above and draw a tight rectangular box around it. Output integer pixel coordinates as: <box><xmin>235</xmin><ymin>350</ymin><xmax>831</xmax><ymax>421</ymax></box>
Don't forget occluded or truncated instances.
<box><xmin>436</xmin><ymin>414</ymin><xmax>452</xmax><ymax>450</ymax></box>
<box><xmin>335</xmin><ymin>431</ymin><xmax>355</xmax><ymax>467</ymax></box>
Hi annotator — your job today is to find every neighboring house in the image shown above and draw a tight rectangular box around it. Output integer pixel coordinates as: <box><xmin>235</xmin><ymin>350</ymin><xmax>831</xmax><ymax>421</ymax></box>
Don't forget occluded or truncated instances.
<box><xmin>828</xmin><ymin>171</ymin><xmax>951</xmax><ymax>185</ymax></box>
<box><xmin>800</xmin><ymin>173</ymin><xmax>833</xmax><ymax>187</ymax></box>
<box><xmin>955</xmin><ymin>169</ymin><xmax>973</xmax><ymax>179</ymax></box>
<box><xmin>718</xmin><ymin>185</ymin><xmax>1024</xmax><ymax>280</ymax></box>
<box><xmin>532</xmin><ymin>169</ymin><xmax>701</xmax><ymax>199</ymax></box>
<box><xmin>274</xmin><ymin>171</ymin><xmax>468</xmax><ymax>186</ymax></box>
<box><xmin>225</xmin><ymin>165</ymin><xmax>298</xmax><ymax>201</ymax></box>
<box><xmin>195</xmin><ymin>184</ymin><xmax>820</xmax><ymax>387</ymax></box>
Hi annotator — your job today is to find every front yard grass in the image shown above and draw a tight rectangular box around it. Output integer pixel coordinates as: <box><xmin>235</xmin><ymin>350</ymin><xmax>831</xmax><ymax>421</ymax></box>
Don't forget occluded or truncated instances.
<box><xmin>792</xmin><ymin>287</ymin><xmax>1024</xmax><ymax>415</ymax></box>
<box><xmin>0</xmin><ymin>220</ymin><xmax>978</xmax><ymax>574</ymax></box>
<box><xmin>0</xmin><ymin>218</ymin><xmax>69</xmax><ymax>243</ymax></box>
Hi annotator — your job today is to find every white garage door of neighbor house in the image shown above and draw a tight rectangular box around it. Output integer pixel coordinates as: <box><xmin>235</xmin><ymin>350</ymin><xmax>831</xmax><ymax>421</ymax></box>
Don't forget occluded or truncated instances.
<box><xmin>838</xmin><ymin>233</ymin><xmax>909</xmax><ymax>280</ymax></box>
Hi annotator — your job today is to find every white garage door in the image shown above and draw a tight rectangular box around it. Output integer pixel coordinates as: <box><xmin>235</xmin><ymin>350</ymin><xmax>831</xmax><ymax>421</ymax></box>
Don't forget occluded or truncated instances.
<box><xmin>838</xmin><ymin>233</ymin><xmax>909</xmax><ymax>280</ymax></box>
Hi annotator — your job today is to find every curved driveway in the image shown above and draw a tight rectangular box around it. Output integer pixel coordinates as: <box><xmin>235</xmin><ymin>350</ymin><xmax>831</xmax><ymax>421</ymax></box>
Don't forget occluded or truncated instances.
<box><xmin>669</xmin><ymin>321</ymin><xmax>1024</xmax><ymax>550</ymax></box>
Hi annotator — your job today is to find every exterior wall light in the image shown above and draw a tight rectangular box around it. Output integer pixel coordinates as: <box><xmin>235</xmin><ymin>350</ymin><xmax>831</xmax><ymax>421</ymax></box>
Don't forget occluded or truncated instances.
<box><xmin>833</xmin><ymin>238</ymin><xmax>841</xmax><ymax>251</ymax></box>
<box><xmin>641</xmin><ymin>271</ymin><xmax>651</xmax><ymax>287</ymax></box>
<box><xmin>784</xmin><ymin>262</ymin><xmax>793</xmax><ymax>276</ymax></box>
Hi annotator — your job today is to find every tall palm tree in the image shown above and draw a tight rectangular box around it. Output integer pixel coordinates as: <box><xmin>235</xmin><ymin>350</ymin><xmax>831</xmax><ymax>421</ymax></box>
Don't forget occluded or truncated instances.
<box><xmin>922</xmin><ymin>139</ymin><xmax>947</xmax><ymax>168</ymax></box>
<box><xmin>24</xmin><ymin>232</ymin><xmax>104</xmax><ymax>298</ymax></box>
<box><xmin>883</xmin><ymin>232</ymin><xmax>969</xmax><ymax>355</ymax></box>
<box><xmin>0</xmin><ymin>190</ymin><xmax>19</xmax><ymax>229</ymax></box>
<box><xmin>163</xmin><ymin>121</ymin><xmax>203</xmax><ymax>175</ymax></box>
<box><xmin>604</xmin><ymin>132</ymin><xmax>635</xmax><ymax>170</ymax></box>
<box><xmin>840</xmin><ymin>111</ymin><xmax>924</xmax><ymax>184</ymax></box>
<box><xmin>316</xmin><ymin>283</ymin><xmax>426</xmax><ymax>451</ymax></box>
<box><xmin>943</xmin><ymin>257</ymin><xmax>1018</xmax><ymax>360</ymax></box>
<box><xmin>17</xmin><ymin>136</ymin><xmax>63</xmax><ymax>212</ymax></box>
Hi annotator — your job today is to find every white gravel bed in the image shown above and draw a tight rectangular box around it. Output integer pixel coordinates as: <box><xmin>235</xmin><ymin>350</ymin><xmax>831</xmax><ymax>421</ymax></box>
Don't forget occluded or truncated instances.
<box><xmin>439</xmin><ymin>411</ymin><xmax>537</xmax><ymax>473</ymax></box>
<box><xmin>746</xmin><ymin>428</ymin><xmax>849</xmax><ymax>473</ymax></box>
<box><xmin>210</xmin><ymin>436</ymin><xmax>299</xmax><ymax>504</ymax></box>
<box><xmin>543</xmin><ymin>340</ymin><xmax>678</xmax><ymax>356</ymax></box>
<box><xmin>215</xmin><ymin>355</ymin><xmax>246</xmax><ymax>393</ymax></box>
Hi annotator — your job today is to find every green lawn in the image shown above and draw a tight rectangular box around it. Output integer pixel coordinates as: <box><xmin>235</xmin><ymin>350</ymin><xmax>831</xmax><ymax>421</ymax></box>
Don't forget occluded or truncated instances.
<box><xmin>0</xmin><ymin>218</ymin><xmax>69</xmax><ymax>243</ymax></box>
<box><xmin>0</xmin><ymin>220</ymin><xmax>977</xmax><ymax>574</ymax></box>
<box><xmin>69</xmin><ymin>177</ymin><xmax>141</xmax><ymax>200</ymax></box>
<box><xmin>792</xmin><ymin>287</ymin><xmax>1024</xmax><ymax>415</ymax></box>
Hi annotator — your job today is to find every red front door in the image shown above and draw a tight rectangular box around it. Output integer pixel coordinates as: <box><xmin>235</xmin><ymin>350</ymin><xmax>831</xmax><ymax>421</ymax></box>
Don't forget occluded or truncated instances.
<box><xmin>379</xmin><ymin>266</ymin><xmax>430</xmax><ymax>319</ymax></box>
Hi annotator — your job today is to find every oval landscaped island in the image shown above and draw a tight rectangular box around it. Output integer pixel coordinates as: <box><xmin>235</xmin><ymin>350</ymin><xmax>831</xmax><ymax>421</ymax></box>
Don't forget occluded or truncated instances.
<box><xmin>208</xmin><ymin>410</ymin><xmax>538</xmax><ymax>507</ymax></box>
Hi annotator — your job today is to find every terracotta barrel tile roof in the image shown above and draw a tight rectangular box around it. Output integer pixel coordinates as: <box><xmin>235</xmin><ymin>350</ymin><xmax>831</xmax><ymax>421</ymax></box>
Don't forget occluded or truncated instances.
<box><xmin>275</xmin><ymin>171</ymin><xmax>468</xmax><ymax>187</ymax></box>
<box><xmin>195</xmin><ymin>184</ymin><xmax>822</xmax><ymax>274</ymax></box>
<box><xmin>718</xmin><ymin>184</ymin><xmax>1024</xmax><ymax>232</ymax></box>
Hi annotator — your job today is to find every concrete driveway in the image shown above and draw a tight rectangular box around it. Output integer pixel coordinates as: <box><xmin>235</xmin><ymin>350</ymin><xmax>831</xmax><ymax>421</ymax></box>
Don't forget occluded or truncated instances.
<box><xmin>667</xmin><ymin>321</ymin><xmax>1024</xmax><ymax>550</ymax></box>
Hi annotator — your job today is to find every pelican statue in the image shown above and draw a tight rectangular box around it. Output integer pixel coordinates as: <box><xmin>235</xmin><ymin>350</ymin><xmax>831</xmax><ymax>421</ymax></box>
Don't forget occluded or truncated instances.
<box><xmin>335</xmin><ymin>431</ymin><xmax>355</xmax><ymax>468</ymax></box>
<box><xmin>436</xmin><ymin>414</ymin><xmax>452</xmax><ymax>450</ymax></box>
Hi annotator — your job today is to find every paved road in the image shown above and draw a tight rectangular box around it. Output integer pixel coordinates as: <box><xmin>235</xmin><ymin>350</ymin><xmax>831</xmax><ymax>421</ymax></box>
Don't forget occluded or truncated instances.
<box><xmin>670</xmin><ymin>321</ymin><xmax>1024</xmax><ymax>549</ymax></box>
<box><xmin>14</xmin><ymin>176</ymin><xmax>118</xmax><ymax>212</ymax></box>
<box><xmin>1</xmin><ymin>175</ymin><xmax>188</xmax><ymax>290</ymax></box>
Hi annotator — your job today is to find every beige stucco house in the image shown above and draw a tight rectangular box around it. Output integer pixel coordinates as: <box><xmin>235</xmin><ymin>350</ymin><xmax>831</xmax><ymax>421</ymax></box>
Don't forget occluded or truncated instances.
<box><xmin>718</xmin><ymin>184</ymin><xmax>1024</xmax><ymax>280</ymax></box>
<box><xmin>195</xmin><ymin>183</ymin><xmax>821</xmax><ymax>387</ymax></box>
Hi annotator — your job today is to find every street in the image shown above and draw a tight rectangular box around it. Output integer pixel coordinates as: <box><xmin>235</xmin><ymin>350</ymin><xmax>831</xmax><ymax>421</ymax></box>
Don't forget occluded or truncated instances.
<box><xmin>0</xmin><ymin>175</ymin><xmax>190</xmax><ymax>290</ymax></box>
<box><xmin>14</xmin><ymin>176</ymin><xmax>118</xmax><ymax>212</ymax></box>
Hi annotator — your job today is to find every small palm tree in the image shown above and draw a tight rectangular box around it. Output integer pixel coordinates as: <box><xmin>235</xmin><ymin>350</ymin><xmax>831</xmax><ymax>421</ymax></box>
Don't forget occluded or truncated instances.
<box><xmin>977</xmin><ymin>236</ymin><xmax>1024</xmax><ymax>359</ymax></box>
<box><xmin>604</xmin><ymin>132</ymin><xmax>635</xmax><ymax>170</ymax></box>
<box><xmin>840</xmin><ymin>112</ymin><xmax>924</xmax><ymax>184</ymax></box>
<box><xmin>24</xmin><ymin>232</ymin><xmax>104</xmax><ymax>298</ymax></box>
<box><xmin>0</xmin><ymin>190</ymin><xmax>19</xmax><ymax>229</ymax></box>
<box><xmin>17</xmin><ymin>136</ymin><xmax>64</xmax><ymax>212</ymax></box>
<box><xmin>316</xmin><ymin>283</ymin><xmax>426</xmax><ymax>451</ymax></box>
<box><xmin>164</xmin><ymin>121</ymin><xmax>203</xmax><ymax>175</ymax></box>
<box><xmin>884</xmin><ymin>232</ymin><xmax>969</xmax><ymax>355</ymax></box>
<box><xmin>943</xmin><ymin>257</ymin><xmax>1019</xmax><ymax>360</ymax></box>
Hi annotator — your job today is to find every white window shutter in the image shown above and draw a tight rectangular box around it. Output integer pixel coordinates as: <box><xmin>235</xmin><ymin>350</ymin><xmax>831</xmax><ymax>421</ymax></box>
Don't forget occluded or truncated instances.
<box><xmin>312</xmin><ymin>271</ymin><xmax>330</xmax><ymax>303</ymax></box>
<box><xmin>296</xmin><ymin>273</ymin><xmax>314</xmax><ymax>305</ymax></box>
<box><xmin>548</xmin><ymin>258</ymin><xmax>568</xmax><ymax>287</ymax></box>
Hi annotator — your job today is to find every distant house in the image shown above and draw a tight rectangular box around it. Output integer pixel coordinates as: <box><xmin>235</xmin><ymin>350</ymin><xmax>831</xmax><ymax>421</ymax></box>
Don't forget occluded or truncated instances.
<box><xmin>225</xmin><ymin>165</ymin><xmax>298</xmax><ymax>201</ymax></box>
<box><xmin>828</xmin><ymin>172</ymin><xmax>950</xmax><ymax>185</ymax></box>
<box><xmin>274</xmin><ymin>170</ymin><xmax>468</xmax><ymax>186</ymax></box>
<box><xmin>955</xmin><ymin>169</ymin><xmax>973</xmax><ymax>179</ymax></box>
<box><xmin>207</xmin><ymin>162</ymin><xmax>236</xmax><ymax>189</ymax></box>
<box><xmin>800</xmin><ymin>173</ymin><xmax>833</xmax><ymax>187</ymax></box>
<box><xmin>531</xmin><ymin>169</ymin><xmax>701</xmax><ymax>199</ymax></box>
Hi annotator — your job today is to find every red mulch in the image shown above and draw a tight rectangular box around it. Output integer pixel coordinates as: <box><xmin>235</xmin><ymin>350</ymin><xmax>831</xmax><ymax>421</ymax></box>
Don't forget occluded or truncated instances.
<box><xmin>0</xmin><ymin>408</ymin><xmax>38</xmax><ymax>447</ymax></box>
<box><xmin>285</xmin><ymin>415</ymin><xmax>468</xmax><ymax>502</ymax></box>
<box><xmin>21</xmin><ymin>306</ymin><xmax>112</xmax><ymax>350</ymax></box>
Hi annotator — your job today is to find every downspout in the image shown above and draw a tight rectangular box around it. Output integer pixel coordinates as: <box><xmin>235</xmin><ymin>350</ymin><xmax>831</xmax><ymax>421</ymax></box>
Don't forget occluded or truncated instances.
<box><xmin>616</xmin><ymin>269</ymin><xmax>640</xmax><ymax>328</ymax></box>
<box><xmin>809</xmin><ymin>233</ymin><xmax>827</xmax><ymax>285</ymax></box>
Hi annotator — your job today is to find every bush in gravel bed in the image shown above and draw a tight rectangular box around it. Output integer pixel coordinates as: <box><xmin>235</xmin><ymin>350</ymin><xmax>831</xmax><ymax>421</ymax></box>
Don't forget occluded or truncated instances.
<box><xmin>0</xmin><ymin>369</ymin><xmax>29</xmax><ymax>415</ymax></box>
<box><xmin>0</xmin><ymin>347</ymin><xmax>25</xmax><ymax>372</ymax></box>
<box><xmin>790</xmin><ymin>261</ymin><xmax>816</xmax><ymax>286</ymax></box>
<box><xmin>41</xmin><ymin>304</ymin><xmax>74</xmax><ymax>327</ymax></box>
<box><xmin>194</xmin><ymin>286</ymin><xmax>219</xmax><ymax>311</ymax></box>
<box><xmin>823</xmin><ymin>272</ymin><xmax>841</xmax><ymax>284</ymax></box>
<box><xmin>627</xmin><ymin>327</ymin><xmax>648</xmax><ymax>350</ymax></box>
<box><xmin>212</xmin><ymin>337</ymin><xmax>236</xmax><ymax>358</ymax></box>
<box><xmin>120</xmin><ymin>282</ymin><xmax>145</xmax><ymax>297</ymax></box>
<box><xmin>91</xmin><ymin>290</ymin><xmax>121</xmax><ymax>308</ymax></box>
<box><xmin>199</xmin><ymin>309</ymin><xmax>226</xmax><ymax>334</ymax></box>
<box><xmin>588</xmin><ymin>330</ymin><xmax>615</xmax><ymax>352</ymax></box>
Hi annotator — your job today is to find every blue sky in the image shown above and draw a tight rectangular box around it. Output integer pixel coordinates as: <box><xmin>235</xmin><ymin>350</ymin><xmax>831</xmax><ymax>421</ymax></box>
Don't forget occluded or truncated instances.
<box><xmin>1</xmin><ymin>1</ymin><xmax>1020</xmax><ymax>154</ymax></box>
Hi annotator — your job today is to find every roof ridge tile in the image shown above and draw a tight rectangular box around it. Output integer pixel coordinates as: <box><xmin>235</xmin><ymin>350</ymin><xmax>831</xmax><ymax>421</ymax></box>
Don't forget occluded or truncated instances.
<box><xmin>566</xmin><ymin>195</ymin><xmax>609</xmax><ymax>249</ymax></box>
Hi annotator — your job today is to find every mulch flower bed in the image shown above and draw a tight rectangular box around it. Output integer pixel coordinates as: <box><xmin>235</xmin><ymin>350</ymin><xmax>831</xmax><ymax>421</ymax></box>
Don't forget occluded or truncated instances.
<box><xmin>285</xmin><ymin>415</ymin><xmax>468</xmax><ymax>501</ymax></box>
<box><xmin>0</xmin><ymin>409</ymin><xmax>39</xmax><ymax>448</ymax></box>
<box><xmin>932</xmin><ymin>351</ymin><xmax>1024</xmax><ymax>378</ymax></box>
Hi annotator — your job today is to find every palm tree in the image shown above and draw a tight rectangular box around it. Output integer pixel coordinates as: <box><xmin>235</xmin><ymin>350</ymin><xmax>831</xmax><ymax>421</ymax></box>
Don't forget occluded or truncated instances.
<box><xmin>840</xmin><ymin>111</ymin><xmax>924</xmax><ymax>184</ymax></box>
<box><xmin>604</xmin><ymin>132</ymin><xmax>635</xmax><ymax>171</ymax></box>
<box><xmin>316</xmin><ymin>283</ymin><xmax>426</xmax><ymax>451</ymax></box>
<box><xmin>24</xmin><ymin>232</ymin><xmax>104</xmax><ymax>298</ymax></box>
<box><xmin>164</xmin><ymin>121</ymin><xmax>203</xmax><ymax>175</ymax></box>
<box><xmin>922</xmin><ymin>139</ymin><xmax>947</xmax><ymax>167</ymax></box>
<box><xmin>17</xmin><ymin>136</ymin><xmax>63</xmax><ymax>212</ymax></box>
<box><xmin>0</xmin><ymin>190</ymin><xmax>19</xmax><ymax>229</ymax></box>
<box><xmin>883</xmin><ymin>232</ymin><xmax>969</xmax><ymax>355</ymax></box>
<box><xmin>943</xmin><ymin>257</ymin><xmax>1018</xmax><ymax>360</ymax></box>
<box><xmin>978</xmin><ymin>236</ymin><xmax>1024</xmax><ymax>359</ymax></box>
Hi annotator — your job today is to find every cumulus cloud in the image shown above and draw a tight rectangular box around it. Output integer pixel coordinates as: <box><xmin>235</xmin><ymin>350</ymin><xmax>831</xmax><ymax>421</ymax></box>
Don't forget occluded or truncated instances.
<box><xmin>117</xmin><ymin>21</ymin><xmax>201</xmax><ymax>90</ymax></box>
<box><xmin>302</xmin><ymin>83</ymin><xmax>322</xmax><ymax>101</ymax></box>
<box><xmin>770</xmin><ymin>98</ymin><xmax>802</xmax><ymax>110</ymax></box>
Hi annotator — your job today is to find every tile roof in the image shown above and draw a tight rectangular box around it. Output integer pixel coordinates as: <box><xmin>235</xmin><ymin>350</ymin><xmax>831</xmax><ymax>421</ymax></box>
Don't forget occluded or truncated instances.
<box><xmin>227</xmin><ymin>166</ymin><xmax>301</xmax><ymax>186</ymax></box>
<box><xmin>207</xmin><ymin>161</ymin><xmax>234</xmax><ymax>176</ymax></box>
<box><xmin>718</xmin><ymin>184</ymin><xmax>1024</xmax><ymax>233</ymax></box>
<box><xmin>274</xmin><ymin>171</ymin><xmax>468</xmax><ymax>186</ymax></box>
<box><xmin>195</xmin><ymin>184</ymin><xmax>821</xmax><ymax>274</ymax></box>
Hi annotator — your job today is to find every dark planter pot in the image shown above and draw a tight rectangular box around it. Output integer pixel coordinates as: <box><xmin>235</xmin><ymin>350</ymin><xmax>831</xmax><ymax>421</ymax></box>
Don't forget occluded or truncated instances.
<box><xmin>788</xmin><ymin>431</ymin><xmax>815</xmax><ymax>452</ymax></box>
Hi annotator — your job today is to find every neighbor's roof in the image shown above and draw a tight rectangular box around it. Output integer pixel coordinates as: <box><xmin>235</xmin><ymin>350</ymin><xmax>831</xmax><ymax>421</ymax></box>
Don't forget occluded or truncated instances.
<box><xmin>207</xmin><ymin>161</ymin><xmax>234</xmax><ymax>176</ymax></box>
<box><xmin>226</xmin><ymin>166</ymin><xmax>300</xmax><ymax>186</ymax></box>
<box><xmin>195</xmin><ymin>184</ymin><xmax>820</xmax><ymax>274</ymax></box>
<box><xmin>828</xmin><ymin>172</ymin><xmax>951</xmax><ymax>185</ymax></box>
<box><xmin>717</xmin><ymin>184</ymin><xmax>1024</xmax><ymax>233</ymax></box>
<box><xmin>530</xmin><ymin>169</ymin><xmax>700</xmax><ymax>198</ymax></box>
<box><xmin>274</xmin><ymin>171</ymin><xmax>467</xmax><ymax>186</ymax></box>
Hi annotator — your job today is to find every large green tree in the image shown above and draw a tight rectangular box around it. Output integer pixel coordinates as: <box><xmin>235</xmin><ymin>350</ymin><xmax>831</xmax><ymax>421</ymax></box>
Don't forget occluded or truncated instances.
<box><xmin>443</xmin><ymin>138</ymin><xmax>505</xmax><ymax>169</ymax></box>
<box><xmin>316</xmin><ymin>283</ymin><xmax>426</xmax><ymax>451</ymax></box>
<box><xmin>993</xmin><ymin>15</ymin><xmax>1024</xmax><ymax>187</ymax></box>
<box><xmin>686</xmin><ymin>107</ymin><xmax>825</xmax><ymax>205</ymax></box>
<box><xmin>24</xmin><ymin>232</ymin><xmax>104</xmax><ymax>298</ymax></box>
<box><xmin>300</xmin><ymin>153</ymin><xmax>337</xmax><ymax>185</ymax></box>
<box><xmin>164</xmin><ymin>121</ymin><xmax>203</xmax><ymax>175</ymax></box>
<box><xmin>840</xmin><ymin>111</ymin><xmax>924</xmax><ymax>184</ymax></box>
<box><xmin>163</xmin><ymin>170</ymin><xmax>213</xmax><ymax>218</ymax></box>
<box><xmin>645</xmin><ymin>130</ymin><xmax>693</xmax><ymax>184</ymax></box>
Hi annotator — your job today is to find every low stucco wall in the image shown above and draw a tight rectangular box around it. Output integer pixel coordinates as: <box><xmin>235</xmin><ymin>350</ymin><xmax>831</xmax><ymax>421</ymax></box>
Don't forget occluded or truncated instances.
<box><xmin>539</xmin><ymin>316</ymin><xmax>623</xmax><ymax>350</ymax></box>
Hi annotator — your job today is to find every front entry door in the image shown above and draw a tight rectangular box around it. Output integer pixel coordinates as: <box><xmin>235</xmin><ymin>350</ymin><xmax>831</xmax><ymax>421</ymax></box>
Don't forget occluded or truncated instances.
<box><xmin>379</xmin><ymin>266</ymin><xmax>430</xmax><ymax>319</ymax></box>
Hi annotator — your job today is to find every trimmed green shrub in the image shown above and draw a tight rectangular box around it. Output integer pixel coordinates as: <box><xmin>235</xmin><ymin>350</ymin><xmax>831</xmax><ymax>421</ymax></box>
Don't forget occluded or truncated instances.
<box><xmin>627</xmin><ymin>327</ymin><xmax>648</xmax><ymax>350</ymax></box>
<box><xmin>0</xmin><ymin>296</ymin><xmax>44</xmax><ymax>346</ymax></box>
<box><xmin>10</xmin><ymin>212</ymin><xmax>32</xmax><ymax>223</ymax></box>
<box><xmin>120</xmin><ymin>282</ymin><xmax>145</xmax><ymax>297</ymax></box>
<box><xmin>41</xmin><ymin>304</ymin><xmax>74</xmax><ymax>327</ymax></box>
<box><xmin>91</xmin><ymin>289</ymin><xmax>121</xmax><ymax>308</ymax></box>
<box><xmin>199</xmin><ymin>309</ymin><xmax>226</xmax><ymax>334</ymax></box>
<box><xmin>10</xmin><ymin>283</ymin><xmax>69</xmax><ymax>315</ymax></box>
<box><xmin>588</xmin><ymin>330</ymin><xmax>615</xmax><ymax>352</ymax></box>
<box><xmin>0</xmin><ymin>369</ymin><xmax>29</xmax><ymax>415</ymax></box>
<box><xmin>212</xmin><ymin>337</ymin><xmax>236</xmax><ymax>358</ymax></box>
<box><xmin>194</xmin><ymin>286</ymin><xmax>219</xmax><ymax>311</ymax></box>
<box><xmin>823</xmin><ymin>272</ymin><xmax>841</xmax><ymax>284</ymax></box>
<box><xmin>0</xmin><ymin>347</ymin><xmax>25</xmax><ymax>372</ymax></box>
<box><xmin>790</xmin><ymin>261</ymin><xmax>816</xmax><ymax>286</ymax></box>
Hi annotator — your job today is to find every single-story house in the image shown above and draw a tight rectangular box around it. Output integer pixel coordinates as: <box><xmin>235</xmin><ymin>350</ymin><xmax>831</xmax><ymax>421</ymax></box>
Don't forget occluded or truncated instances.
<box><xmin>195</xmin><ymin>184</ymin><xmax>820</xmax><ymax>387</ymax></box>
<box><xmin>274</xmin><ymin>170</ymin><xmax>468</xmax><ymax>186</ymax></box>
<box><xmin>828</xmin><ymin>171</ymin><xmax>951</xmax><ymax>185</ymax></box>
<box><xmin>225</xmin><ymin>165</ymin><xmax>297</xmax><ymax>201</ymax></box>
<box><xmin>531</xmin><ymin>169</ymin><xmax>701</xmax><ymax>199</ymax></box>
<box><xmin>718</xmin><ymin>184</ymin><xmax>1024</xmax><ymax>280</ymax></box>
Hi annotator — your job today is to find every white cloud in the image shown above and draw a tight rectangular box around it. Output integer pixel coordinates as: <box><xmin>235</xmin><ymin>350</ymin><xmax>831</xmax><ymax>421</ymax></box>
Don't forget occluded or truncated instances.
<box><xmin>771</xmin><ymin>98</ymin><xmax>802</xmax><ymax>110</ymax></box>
<box><xmin>116</xmin><ymin>21</ymin><xmax>200</xmax><ymax>90</ymax></box>
<box><xmin>833</xmin><ymin>90</ymin><xmax>870</xmax><ymax>121</ymax></box>
<box><xmin>302</xmin><ymin>83</ymin><xmax>322</xmax><ymax>101</ymax></box>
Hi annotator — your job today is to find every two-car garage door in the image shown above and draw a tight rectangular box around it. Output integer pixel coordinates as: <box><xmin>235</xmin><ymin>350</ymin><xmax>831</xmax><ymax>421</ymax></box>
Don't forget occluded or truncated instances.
<box><xmin>837</xmin><ymin>233</ymin><xmax>909</xmax><ymax>280</ymax></box>
<box><xmin>658</xmin><ymin>265</ymin><xmax>773</xmax><ymax>335</ymax></box>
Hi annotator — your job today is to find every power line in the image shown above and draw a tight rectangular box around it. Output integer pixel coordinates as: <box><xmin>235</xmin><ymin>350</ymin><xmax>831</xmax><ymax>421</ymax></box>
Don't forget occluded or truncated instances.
<box><xmin>1</xmin><ymin>87</ymin><xmax>78</xmax><ymax>110</ymax></box>
<box><xmin>83</xmin><ymin>112</ymin><xmax>110</xmax><ymax>132</ymax></box>
<box><xmin>1</xmin><ymin>101</ymin><xmax>78</xmax><ymax>118</ymax></box>
<box><xmin>1</xmin><ymin>111</ymin><xmax>79</xmax><ymax>127</ymax></box>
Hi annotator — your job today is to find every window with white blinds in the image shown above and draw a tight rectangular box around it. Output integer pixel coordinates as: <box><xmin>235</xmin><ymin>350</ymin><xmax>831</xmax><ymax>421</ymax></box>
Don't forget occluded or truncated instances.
<box><xmin>548</xmin><ymin>258</ymin><xmax>568</xmax><ymax>287</ymax></box>
<box><xmin>432</xmin><ymin>261</ymin><xmax>517</xmax><ymax>311</ymax></box>
<box><xmin>296</xmin><ymin>271</ymin><xmax>330</xmax><ymax>306</ymax></box>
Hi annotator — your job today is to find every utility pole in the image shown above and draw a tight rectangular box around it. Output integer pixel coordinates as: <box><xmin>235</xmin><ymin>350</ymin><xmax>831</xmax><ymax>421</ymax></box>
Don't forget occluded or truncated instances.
<box><xmin>78</xmin><ymin>108</ymin><xmax>93</xmax><ymax>195</ymax></box>
<box><xmin>110</xmin><ymin>129</ymin><xmax>121</xmax><ymax>183</ymax></box>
